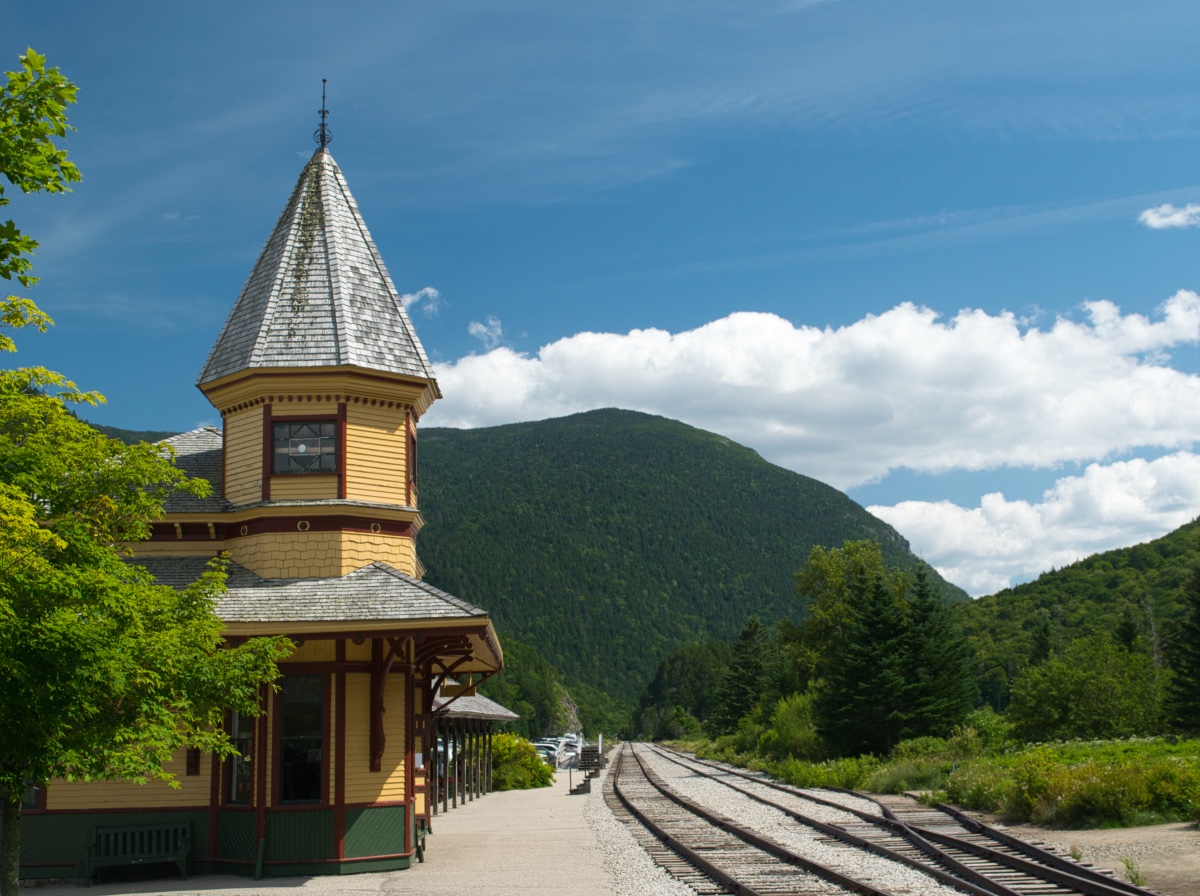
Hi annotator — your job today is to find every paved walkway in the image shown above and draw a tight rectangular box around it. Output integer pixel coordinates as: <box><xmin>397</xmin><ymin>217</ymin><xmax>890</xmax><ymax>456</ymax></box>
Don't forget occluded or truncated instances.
<box><xmin>23</xmin><ymin>770</ymin><xmax>613</xmax><ymax>895</ymax></box>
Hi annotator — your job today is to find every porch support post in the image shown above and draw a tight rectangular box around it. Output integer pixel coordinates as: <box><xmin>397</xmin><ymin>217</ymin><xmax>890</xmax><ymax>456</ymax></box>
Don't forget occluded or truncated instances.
<box><xmin>486</xmin><ymin>726</ymin><xmax>493</xmax><ymax>793</ymax></box>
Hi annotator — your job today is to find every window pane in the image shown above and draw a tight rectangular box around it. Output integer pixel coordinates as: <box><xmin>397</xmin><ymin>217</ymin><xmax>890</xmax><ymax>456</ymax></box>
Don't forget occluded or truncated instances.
<box><xmin>280</xmin><ymin>675</ymin><xmax>323</xmax><ymax>803</ymax></box>
<box><xmin>273</xmin><ymin>422</ymin><xmax>337</xmax><ymax>475</ymax></box>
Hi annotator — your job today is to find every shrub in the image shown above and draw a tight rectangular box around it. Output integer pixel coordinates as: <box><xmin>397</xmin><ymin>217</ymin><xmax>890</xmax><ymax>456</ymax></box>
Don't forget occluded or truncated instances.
<box><xmin>951</xmin><ymin>707</ymin><xmax>1011</xmax><ymax>755</ymax></box>
<box><xmin>757</xmin><ymin>691</ymin><xmax>825</xmax><ymax>761</ymax></box>
<box><xmin>942</xmin><ymin>761</ymin><xmax>1010</xmax><ymax>812</ymax></box>
<box><xmin>1055</xmin><ymin>761</ymin><xmax>1150</xmax><ymax>825</ymax></box>
<box><xmin>1005</xmin><ymin>746</ymin><xmax>1068</xmax><ymax>822</ymax></box>
<box><xmin>776</xmin><ymin>753</ymin><xmax>880</xmax><ymax>789</ymax></box>
<box><xmin>889</xmin><ymin>737</ymin><xmax>948</xmax><ymax>761</ymax></box>
<box><xmin>491</xmin><ymin>733</ymin><xmax>554</xmax><ymax>790</ymax></box>
<box><xmin>867</xmin><ymin>758</ymin><xmax>952</xmax><ymax>793</ymax></box>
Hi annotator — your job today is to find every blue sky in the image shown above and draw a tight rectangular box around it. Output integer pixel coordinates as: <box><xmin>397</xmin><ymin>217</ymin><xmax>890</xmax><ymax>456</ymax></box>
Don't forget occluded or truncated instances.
<box><xmin>10</xmin><ymin>1</ymin><xmax>1200</xmax><ymax>594</ymax></box>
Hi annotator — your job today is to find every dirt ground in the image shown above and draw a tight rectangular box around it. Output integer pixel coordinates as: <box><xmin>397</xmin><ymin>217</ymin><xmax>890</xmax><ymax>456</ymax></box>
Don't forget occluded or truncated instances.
<box><xmin>984</xmin><ymin>815</ymin><xmax>1200</xmax><ymax>896</ymax></box>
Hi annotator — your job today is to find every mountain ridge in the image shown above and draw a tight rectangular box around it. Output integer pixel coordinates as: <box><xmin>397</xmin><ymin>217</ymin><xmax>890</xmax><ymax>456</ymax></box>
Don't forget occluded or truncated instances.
<box><xmin>417</xmin><ymin>408</ymin><xmax>965</xmax><ymax>704</ymax></box>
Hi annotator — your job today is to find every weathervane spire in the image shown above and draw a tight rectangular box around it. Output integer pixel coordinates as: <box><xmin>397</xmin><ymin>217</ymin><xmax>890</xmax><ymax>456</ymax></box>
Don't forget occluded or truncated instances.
<box><xmin>314</xmin><ymin>79</ymin><xmax>332</xmax><ymax>148</ymax></box>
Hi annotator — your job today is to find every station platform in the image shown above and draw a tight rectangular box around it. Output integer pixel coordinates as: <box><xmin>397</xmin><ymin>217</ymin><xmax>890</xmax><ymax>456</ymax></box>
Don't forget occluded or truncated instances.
<box><xmin>21</xmin><ymin>769</ymin><xmax>615</xmax><ymax>896</ymax></box>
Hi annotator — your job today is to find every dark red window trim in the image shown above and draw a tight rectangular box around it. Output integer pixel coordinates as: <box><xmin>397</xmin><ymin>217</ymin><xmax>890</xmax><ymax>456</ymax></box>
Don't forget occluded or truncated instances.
<box><xmin>265</xmin><ymin>410</ymin><xmax>345</xmax><ymax>499</ymax></box>
<box><xmin>261</xmin><ymin>403</ymin><xmax>273</xmax><ymax>502</ymax></box>
<box><xmin>337</xmin><ymin>402</ymin><xmax>347</xmax><ymax>499</ymax></box>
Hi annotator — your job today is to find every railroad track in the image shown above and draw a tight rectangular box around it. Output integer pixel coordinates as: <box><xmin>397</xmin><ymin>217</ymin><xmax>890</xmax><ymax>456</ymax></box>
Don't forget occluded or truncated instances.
<box><xmin>610</xmin><ymin>743</ymin><xmax>899</xmax><ymax>895</ymax></box>
<box><xmin>612</xmin><ymin>743</ymin><xmax>1164</xmax><ymax>896</ymax></box>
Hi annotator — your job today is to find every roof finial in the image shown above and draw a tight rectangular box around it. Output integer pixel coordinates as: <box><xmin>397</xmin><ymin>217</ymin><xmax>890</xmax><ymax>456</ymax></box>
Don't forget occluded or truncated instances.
<box><xmin>314</xmin><ymin>79</ymin><xmax>332</xmax><ymax>148</ymax></box>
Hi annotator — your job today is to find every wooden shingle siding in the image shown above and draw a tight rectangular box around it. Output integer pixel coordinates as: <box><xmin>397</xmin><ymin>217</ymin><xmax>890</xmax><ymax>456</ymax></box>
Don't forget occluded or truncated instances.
<box><xmin>47</xmin><ymin>751</ymin><xmax>211</xmax><ymax>810</ymax></box>
<box><xmin>224</xmin><ymin>407</ymin><xmax>264</xmax><ymax>504</ymax></box>
<box><xmin>340</xmin><ymin>532</ymin><xmax>416</xmax><ymax>577</ymax></box>
<box><xmin>229</xmin><ymin>531</ymin><xmax>416</xmax><ymax>579</ymax></box>
<box><xmin>343</xmin><ymin>673</ymin><xmax>406</xmax><ymax>804</ymax></box>
<box><xmin>344</xmin><ymin>404</ymin><xmax>406</xmax><ymax>505</ymax></box>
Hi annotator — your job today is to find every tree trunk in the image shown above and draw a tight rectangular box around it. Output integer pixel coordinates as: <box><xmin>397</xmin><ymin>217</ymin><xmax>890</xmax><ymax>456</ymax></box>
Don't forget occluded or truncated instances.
<box><xmin>0</xmin><ymin>785</ymin><xmax>20</xmax><ymax>896</ymax></box>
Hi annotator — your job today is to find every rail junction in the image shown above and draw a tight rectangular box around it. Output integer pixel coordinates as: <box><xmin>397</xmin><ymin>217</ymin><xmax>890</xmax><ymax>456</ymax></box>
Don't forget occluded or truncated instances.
<box><xmin>608</xmin><ymin>742</ymin><xmax>1162</xmax><ymax>896</ymax></box>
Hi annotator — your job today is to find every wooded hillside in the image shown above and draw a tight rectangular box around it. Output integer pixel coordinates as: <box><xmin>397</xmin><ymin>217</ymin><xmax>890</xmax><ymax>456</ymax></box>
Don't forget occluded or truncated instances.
<box><xmin>957</xmin><ymin>517</ymin><xmax>1200</xmax><ymax>707</ymax></box>
<box><xmin>418</xmin><ymin>408</ymin><xmax>964</xmax><ymax>706</ymax></box>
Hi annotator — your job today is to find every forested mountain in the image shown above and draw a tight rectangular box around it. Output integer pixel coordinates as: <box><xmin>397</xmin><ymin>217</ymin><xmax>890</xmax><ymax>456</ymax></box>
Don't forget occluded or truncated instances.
<box><xmin>417</xmin><ymin>408</ymin><xmax>964</xmax><ymax>707</ymax></box>
<box><xmin>957</xmin><ymin>518</ymin><xmax>1200</xmax><ymax>707</ymax></box>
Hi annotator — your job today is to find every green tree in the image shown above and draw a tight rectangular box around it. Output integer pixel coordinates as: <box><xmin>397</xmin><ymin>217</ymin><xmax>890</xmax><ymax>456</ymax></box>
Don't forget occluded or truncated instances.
<box><xmin>1166</xmin><ymin>567</ymin><xmax>1200</xmax><ymax>733</ymax></box>
<box><xmin>1</xmin><ymin>49</ymin><xmax>80</xmax><ymax>345</ymax></box>
<box><xmin>1006</xmin><ymin>634</ymin><xmax>1165</xmax><ymax>741</ymax></box>
<box><xmin>709</xmin><ymin>617</ymin><xmax>770</xmax><ymax>735</ymax></box>
<box><xmin>633</xmin><ymin>639</ymin><xmax>733</xmax><ymax>737</ymax></box>
<box><xmin>794</xmin><ymin>540</ymin><xmax>911</xmax><ymax>685</ymax></box>
<box><xmin>0</xmin><ymin>51</ymin><xmax>289</xmax><ymax>895</ymax></box>
<box><xmin>898</xmin><ymin>567</ymin><xmax>976</xmax><ymax>739</ymax></box>
<box><xmin>816</xmin><ymin>573</ymin><xmax>908</xmax><ymax>755</ymax></box>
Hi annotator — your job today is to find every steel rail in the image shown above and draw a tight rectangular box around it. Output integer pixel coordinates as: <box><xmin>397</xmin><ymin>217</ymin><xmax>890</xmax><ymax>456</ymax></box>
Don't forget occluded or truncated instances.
<box><xmin>822</xmin><ymin>786</ymin><xmax>1157</xmax><ymax>896</ymax></box>
<box><xmin>659</xmin><ymin>746</ymin><xmax>1159</xmax><ymax>896</ymax></box>
<box><xmin>620</xmin><ymin>743</ymin><xmax>903</xmax><ymax>896</ymax></box>
<box><xmin>647</xmin><ymin>745</ymin><xmax>1016</xmax><ymax>896</ymax></box>
<box><xmin>611</xmin><ymin>746</ymin><xmax>762</xmax><ymax>896</ymax></box>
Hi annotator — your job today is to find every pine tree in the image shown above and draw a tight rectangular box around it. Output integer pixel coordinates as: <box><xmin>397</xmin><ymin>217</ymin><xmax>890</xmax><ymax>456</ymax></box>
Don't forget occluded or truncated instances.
<box><xmin>816</xmin><ymin>573</ymin><xmax>908</xmax><ymax>755</ymax></box>
<box><xmin>709</xmin><ymin>617</ymin><xmax>768</xmax><ymax>735</ymax></box>
<box><xmin>899</xmin><ymin>567</ymin><xmax>976</xmax><ymax>739</ymax></box>
<box><xmin>1166</xmin><ymin>567</ymin><xmax>1200</xmax><ymax>733</ymax></box>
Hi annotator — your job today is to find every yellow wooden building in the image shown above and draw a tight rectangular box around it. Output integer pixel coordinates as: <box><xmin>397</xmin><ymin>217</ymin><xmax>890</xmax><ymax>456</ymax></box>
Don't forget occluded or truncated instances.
<box><xmin>19</xmin><ymin>145</ymin><xmax>504</xmax><ymax>881</ymax></box>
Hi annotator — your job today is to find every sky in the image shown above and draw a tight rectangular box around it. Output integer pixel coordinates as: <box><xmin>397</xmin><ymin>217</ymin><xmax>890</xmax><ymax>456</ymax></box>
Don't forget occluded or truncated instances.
<box><xmin>9</xmin><ymin>1</ymin><xmax>1200</xmax><ymax>596</ymax></box>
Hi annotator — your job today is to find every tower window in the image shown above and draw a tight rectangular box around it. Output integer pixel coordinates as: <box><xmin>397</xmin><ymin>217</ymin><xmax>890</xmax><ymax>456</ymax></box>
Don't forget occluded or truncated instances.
<box><xmin>273</xmin><ymin>421</ymin><xmax>337</xmax><ymax>474</ymax></box>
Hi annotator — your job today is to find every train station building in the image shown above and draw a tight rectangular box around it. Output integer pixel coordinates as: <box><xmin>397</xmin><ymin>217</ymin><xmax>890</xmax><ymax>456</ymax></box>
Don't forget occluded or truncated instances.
<box><xmin>18</xmin><ymin>142</ymin><xmax>508</xmax><ymax>881</ymax></box>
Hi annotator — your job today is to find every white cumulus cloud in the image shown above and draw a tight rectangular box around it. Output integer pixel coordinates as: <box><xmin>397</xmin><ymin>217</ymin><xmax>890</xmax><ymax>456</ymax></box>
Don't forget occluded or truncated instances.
<box><xmin>870</xmin><ymin>452</ymin><xmax>1200</xmax><ymax>596</ymax></box>
<box><xmin>430</xmin><ymin>292</ymin><xmax>1200</xmax><ymax>490</ymax></box>
<box><xmin>1138</xmin><ymin>203</ymin><xmax>1200</xmax><ymax>229</ymax></box>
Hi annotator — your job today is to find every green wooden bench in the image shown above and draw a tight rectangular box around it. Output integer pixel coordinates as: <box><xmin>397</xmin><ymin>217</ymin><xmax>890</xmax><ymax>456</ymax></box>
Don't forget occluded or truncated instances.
<box><xmin>83</xmin><ymin>822</ymin><xmax>191</xmax><ymax>885</ymax></box>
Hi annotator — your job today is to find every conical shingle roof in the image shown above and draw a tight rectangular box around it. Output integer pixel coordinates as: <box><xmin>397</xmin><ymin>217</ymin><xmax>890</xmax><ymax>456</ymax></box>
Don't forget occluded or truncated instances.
<box><xmin>197</xmin><ymin>148</ymin><xmax>437</xmax><ymax>387</ymax></box>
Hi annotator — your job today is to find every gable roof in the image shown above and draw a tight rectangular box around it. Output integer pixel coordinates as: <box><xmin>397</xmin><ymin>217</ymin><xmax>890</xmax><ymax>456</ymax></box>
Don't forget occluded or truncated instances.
<box><xmin>197</xmin><ymin>148</ymin><xmax>437</xmax><ymax>387</ymax></box>
<box><xmin>133</xmin><ymin>557</ymin><xmax>487</xmax><ymax>624</ymax></box>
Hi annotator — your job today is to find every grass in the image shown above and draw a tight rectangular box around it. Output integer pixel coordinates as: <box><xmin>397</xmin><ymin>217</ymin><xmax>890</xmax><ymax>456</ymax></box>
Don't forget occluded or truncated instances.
<box><xmin>671</xmin><ymin>733</ymin><xmax>1200</xmax><ymax>829</ymax></box>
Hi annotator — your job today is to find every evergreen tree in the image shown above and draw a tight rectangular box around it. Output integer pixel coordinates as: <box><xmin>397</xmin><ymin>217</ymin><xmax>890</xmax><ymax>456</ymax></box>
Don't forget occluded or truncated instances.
<box><xmin>793</xmin><ymin>540</ymin><xmax>912</xmax><ymax>687</ymax></box>
<box><xmin>816</xmin><ymin>573</ymin><xmax>908</xmax><ymax>755</ymax></box>
<box><xmin>1166</xmin><ymin>567</ymin><xmax>1200</xmax><ymax>733</ymax></box>
<box><xmin>899</xmin><ymin>567</ymin><xmax>976</xmax><ymax>739</ymax></box>
<box><xmin>709</xmin><ymin>617</ymin><xmax>769</xmax><ymax>735</ymax></box>
<box><xmin>633</xmin><ymin>640</ymin><xmax>733</xmax><ymax>737</ymax></box>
